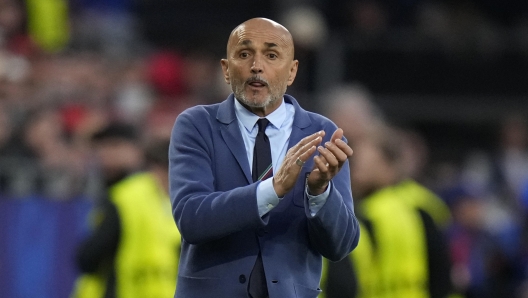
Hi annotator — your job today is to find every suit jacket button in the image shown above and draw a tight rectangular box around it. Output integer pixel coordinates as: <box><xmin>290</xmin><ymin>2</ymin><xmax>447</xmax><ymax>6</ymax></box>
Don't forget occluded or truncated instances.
<box><xmin>239</xmin><ymin>274</ymin><xmax>246</xmax><ymax>283</ymax></box>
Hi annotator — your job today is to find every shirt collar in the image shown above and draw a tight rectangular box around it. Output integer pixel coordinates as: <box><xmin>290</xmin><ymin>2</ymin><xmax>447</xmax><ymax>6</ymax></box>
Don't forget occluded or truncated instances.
<box><xmin>234</xmin><ymin>98</ymin><xmax>287</xmax><ymax>131</ymax></box>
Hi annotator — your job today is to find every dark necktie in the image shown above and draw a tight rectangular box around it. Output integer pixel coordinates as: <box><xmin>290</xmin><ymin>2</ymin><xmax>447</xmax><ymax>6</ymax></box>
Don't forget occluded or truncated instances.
<box><xmin>252</xmin><ymin>118</ymin><xmax>273</xmax><ymax>183</ymax></box>
<box><xmin>249</xmin><ymin>118</ymin><xmax>271</xmax><ymax>298</ymax></box>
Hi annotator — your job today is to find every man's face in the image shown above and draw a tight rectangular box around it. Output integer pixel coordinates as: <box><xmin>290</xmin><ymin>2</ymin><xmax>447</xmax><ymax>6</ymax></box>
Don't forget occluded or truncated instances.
<box><xmin>95</xmin><ymin>139</ymin><xmax>142</xmax><ymax>184</ymax></box>
<box><xmin>350</xmin><ymin>140</ymin><xmax>395</xmax><ymax>198</ymax></box>
<box><xmin>221</xmin><ymin>19</ymin><xmax>298</xmax><ymax>112</ymax></box>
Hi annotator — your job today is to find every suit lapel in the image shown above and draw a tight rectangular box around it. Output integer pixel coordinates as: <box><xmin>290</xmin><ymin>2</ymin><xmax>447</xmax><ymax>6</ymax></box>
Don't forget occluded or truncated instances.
<box><xmin>285</xmin><ymin>95</ymin><xmax>312</xmax><ymax>149</ymax></box>
<box><xmin>288</xmin><ymin>125</ymin><xmax>310</xmax><ymax>149</ymax></box>
<box><xmin>217</xmin><ymin>95</ymin><xmax>252</xmax><ymax>184</ymax></box>
<box><xmin>216</xmin><ymin>94</ymin><xmax>313</xmax><ymax>185</ymax></box>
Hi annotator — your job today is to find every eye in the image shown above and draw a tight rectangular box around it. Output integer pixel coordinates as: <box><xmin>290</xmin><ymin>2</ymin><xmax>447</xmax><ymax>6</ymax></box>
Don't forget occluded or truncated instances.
<box><xmin>239</xmin><ymin>52</ymin><xmax>250</xmax><ymax>58</ymax></box>
<box><xmin>268</xmin><ymin>53</ymin><xmax>277</xmax><ymax>59</ymax></box>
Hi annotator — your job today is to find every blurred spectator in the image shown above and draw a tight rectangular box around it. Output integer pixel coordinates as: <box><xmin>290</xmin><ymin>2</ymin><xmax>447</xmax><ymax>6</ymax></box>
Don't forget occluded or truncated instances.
<box><xmin>114</xmin><ymin>56</ymin><xmax>154</xmax><ymax>124</ymax></box>
<box><xmin>325</xmin><ymin>85</ymin><xmax>450</xmax><ymax>230</ymax></box>
<box><xmin>280</xmin><ymin>6</ymin><xmax>328</xmax><ymax>50</ymax></box>
<box><xmin>398</xmin><ymin>127</ymin><xmax>431</xmax><ymax>181</ymax></box>
<box><xmin>0</xmin><ymin>103</ymin><xmax>17</xmax><ymax>195</ymax></box>
<box><xmin>72</xmin><ymin>124</ymin><xmax>181</xmax><ymax>298</ymax></box>
<box><xmin>322</xmin><ymin>83</ymin><xmax>385</xmax><ymax>147</ymax></box>
<box><xmin>441</xmin><ymin>114</ymin><xmax>528</xmax><ymax>297</ymax></box>
<box><xmin>325</xmin><ymin>84</ymin><xmax>451</xmax><ymax>227</ymax></box>
<box><xmin>497</xmin><ymin>115</ymin><xmax>528</xmax><ymax>203</ymax></box>
<box><xmin>140</xmin><ymin>49</ymin><xmax>232</xmax><ymax>142</ymax></box>
<box><xmin>394</xmin><ymin>126</ymin><xmax>452</xmax><ymax>229</ymax></box>
<box><xmin>321</xmin><ymin>125</ymin><xmax>451</xmax><ymax>298</ymax></box>
<box><xmin>460</xmin><ymin>114</ymin><xmax>528</xmax><ymax>211</ymax></box>
<box><xmin>69</xmin><ymin>0</ymin><xmax>142</xmax><ymax>58</ymax></box>
<box><xmin>25</xmin><ymin>0</ymin><xmax>70</xmax><ymax>52</ymax></box>
<box><xmin>444</xmin><ymin>185</ymin><xmax>523</xmax><ymax>298</ymax></box>
<box><xmin>279</xmin><ymin>5</ymin><xmax>329</xmax><ymax>96</ymax></box>
<box><xmin>0</xmin><ymin>106</ymin><xmax>90</xmax><ymax>199</ymax></box>
<box><xmin>182</xmin><ymin>51</ymin><xmax>231</xmax><ymax>104</ymax></box>
<box><xmin>0</xmin><ymin>0</ymin><xmax>38</xmax><ymax>56</ymax></box>
<box><xmin>0</xmin><ymin>49</ymin><xmax>32</xmax><ymax>104</ymax></box>
<box><xmin>38</xmin><ymin>109</ymin><xmax>84</xmax><ymax>196</ymax></box>
<box><xmin>146</xmin><ymin>50</ymin><xmax>185</xmax><ymax>98</ymax></box>
<box><xmin>0</xmin><ymin>102</ymin><xmax>15</xmax><ymax>155</ymax></box>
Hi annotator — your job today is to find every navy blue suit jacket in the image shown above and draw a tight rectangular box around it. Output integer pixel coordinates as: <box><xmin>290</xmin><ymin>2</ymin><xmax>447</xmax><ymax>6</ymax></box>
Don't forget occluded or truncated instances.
<box><xmin>169</xmin><ymin>94</ymin><xmax>359</xmax><ymax>298</ymax></box>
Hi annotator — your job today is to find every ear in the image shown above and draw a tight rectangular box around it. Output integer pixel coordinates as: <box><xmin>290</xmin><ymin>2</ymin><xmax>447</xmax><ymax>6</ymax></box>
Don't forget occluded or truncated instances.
<box><xmin>287</xmin><ymin>60</ymin><xmax>299</xmax><ymax>86</ymax></box>
<box><xmin>220</xmin><ymin>59</ymin><xmax>230</xmax><ymax>84</ymax></box>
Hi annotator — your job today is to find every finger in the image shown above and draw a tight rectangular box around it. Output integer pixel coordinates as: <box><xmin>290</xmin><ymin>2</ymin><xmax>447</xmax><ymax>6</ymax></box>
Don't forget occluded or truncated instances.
<box><xmin>298</xmin><ymin>145</ymin><xmax>317</xmax><ymax>163</ymax></box>
<box><xmin>313</xmin><ymin>155</ymin><xmax>330</xmax><ymax>176</ymax></box>
<box><xmin>294</xmin><ymin>131</ymin><xmax>325</xmax><ymax>151</ymax></box>
<box><xmin>317</xmin><ymin>145</ymin><xmax>339</xmax><ymax>168</ymax></box>
<box><xmin>291</xmin><ymin>134</ymin><xmax>323</xmax><ymax>159</ymax></box>
<box><xmin>330</xmin><ymin>128</ymin><xmax>344</xmax><ymax>143</ymax></box>
<box><xmin>334</xmin><ymin>139</ymin><xmax>354</xmax><ymax>157</ymax></box>
<box><xmin>298</xmin><ymin>137</ymin><xmax>322</xmax><ymax>155</ymax></box>
<box><xmin>323</xmin><ymin>141</ymin><xmax>348</xmax><ymax>163</ymax></box>
<box><xmin>313</xmin><ymin>154</ymin><xmax>327</xmax><ymax>167</ymax></box>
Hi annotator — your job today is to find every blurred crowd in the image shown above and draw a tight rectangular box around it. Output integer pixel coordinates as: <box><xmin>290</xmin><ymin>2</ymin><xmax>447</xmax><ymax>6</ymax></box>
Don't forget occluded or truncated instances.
<box><xmin>321</xmin><ymin>85</ymin><xmax>528</xmax><ymax>298</ymax></box>
<box><xmin>1</xmin><ymin>0</ymin><xmax>528</xmax><ymax>297</ymax></box>
<box><xmin>0</xmin><ymin>0</ymin><xmax>231</xmax><ymax>201</ymax></box>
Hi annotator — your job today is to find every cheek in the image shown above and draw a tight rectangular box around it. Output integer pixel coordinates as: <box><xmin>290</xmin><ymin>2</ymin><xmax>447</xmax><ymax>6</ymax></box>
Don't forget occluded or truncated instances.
<box><xmin>268</xmin><ymin>74</ymin><xmax>289</xmax><ymax>91</ymax></box>
<box><xmin>229</xmin><ymin>68</ymin><xmax>245</xmax><ymax>84</ymax></box>
<box><xmin>282</xmin><ymin>64</ymin><xmax>295</xmax><ymax>79</ymax></box>
<box><xmin>230</xmin><ymin>61</ymin><xmax>251</xmax><ymax>75</ymax></box>
<box><xmin>278</xmin><ymin>69</ymin><xmax>292</xmax><ymax>83</ymax></box>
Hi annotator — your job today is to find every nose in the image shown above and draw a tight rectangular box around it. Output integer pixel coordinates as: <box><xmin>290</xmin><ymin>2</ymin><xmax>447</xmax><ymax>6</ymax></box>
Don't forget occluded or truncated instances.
<box><xmin>250</xmin><ymin>57</ymin><xmax>263</xmax><ymax>74</ymax></box>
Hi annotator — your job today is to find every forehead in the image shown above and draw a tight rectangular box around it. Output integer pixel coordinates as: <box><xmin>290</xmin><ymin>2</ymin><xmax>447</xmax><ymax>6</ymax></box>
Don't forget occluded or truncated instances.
<box><xmin>228</xmin><ymin>22</ymin><xmax>292</xmax><ymax>51</ymax></box>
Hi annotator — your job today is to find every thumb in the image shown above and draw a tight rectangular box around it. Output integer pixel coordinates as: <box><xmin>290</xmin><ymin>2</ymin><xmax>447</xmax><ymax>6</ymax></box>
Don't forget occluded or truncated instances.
<box><xmin>330</xmin><ymin>128</ymin><xmax>344</xmax><ymax>143</ymax></box>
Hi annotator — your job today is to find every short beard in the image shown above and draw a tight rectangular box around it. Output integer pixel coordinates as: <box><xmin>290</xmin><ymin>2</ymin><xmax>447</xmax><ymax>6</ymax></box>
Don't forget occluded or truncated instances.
<box><xmin>234</xmin><ymin>87</ymin><xmax>275</xmax><ymax>108</ymax></box>
<box><xmin>232</xmin><ymin>76</ymin><xmax>286</xmax><ymax>108</ymax></box>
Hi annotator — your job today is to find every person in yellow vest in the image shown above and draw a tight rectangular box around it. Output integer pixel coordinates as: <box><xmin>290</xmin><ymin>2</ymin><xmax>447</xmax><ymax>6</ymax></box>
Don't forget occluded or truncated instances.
<box><xmin>394</xmin><ymin>127</ymin><xmax>452</xmax><ymax>230</ymax></box>
<box><xmin>72</xmin><ymin>123</ymin><xmax>181</xmax><ymax>298</ymax></box>
<box><xmin>321</xmin><ymin>125</ymin><xmax>452</xmax><ymax>298</ymax></box>
<box><xmin>394</xmin><ymin>179</ymin><xmax>451</xmax><ymax>229</ymax></box>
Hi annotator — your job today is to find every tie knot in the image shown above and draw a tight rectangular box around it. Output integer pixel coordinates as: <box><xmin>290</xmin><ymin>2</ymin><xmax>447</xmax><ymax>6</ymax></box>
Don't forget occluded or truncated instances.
<box><xmin>256</xmin><ymin>118</ymin><xmax>270</xmax><ymax>133</ymax></box>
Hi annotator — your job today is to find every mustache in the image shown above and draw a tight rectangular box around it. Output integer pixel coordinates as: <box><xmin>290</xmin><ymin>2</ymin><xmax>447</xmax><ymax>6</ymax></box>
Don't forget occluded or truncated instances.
<box><xmin>245</xmin><ymin>76</ymin><xmax>269</xmax><ymax>86</ymax></box>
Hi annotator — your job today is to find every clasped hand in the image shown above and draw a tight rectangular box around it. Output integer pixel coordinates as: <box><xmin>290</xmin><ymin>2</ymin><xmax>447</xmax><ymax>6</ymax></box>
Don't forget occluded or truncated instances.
<box><xmin>272</xmin><ymin>128</ymin><xmax>353</xmax><ymax>197</ymax></box>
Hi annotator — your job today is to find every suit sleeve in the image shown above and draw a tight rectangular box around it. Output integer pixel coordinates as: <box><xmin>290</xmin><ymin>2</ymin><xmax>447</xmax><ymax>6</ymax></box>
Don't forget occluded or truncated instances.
<box><xmin>305</xmin><ymin>133</ymin><xmax>360</xmax><ymax>261</ymax></box>
<box><xmin>169</xmin><ymin>110</ymin><xmax>265</xmax><ymax>245</ymax></box>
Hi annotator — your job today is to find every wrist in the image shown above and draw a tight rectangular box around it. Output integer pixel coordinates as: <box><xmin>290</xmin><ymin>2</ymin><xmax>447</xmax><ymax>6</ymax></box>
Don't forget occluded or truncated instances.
<box><xmin>272</xmin><ymin>178</ymin><xmax>287</xmax><ymax>198</ymax></box>
<box><xmin>308</xmin><ymin>182</ymin><xmax>328</xmax><ymax>196</ymax></box>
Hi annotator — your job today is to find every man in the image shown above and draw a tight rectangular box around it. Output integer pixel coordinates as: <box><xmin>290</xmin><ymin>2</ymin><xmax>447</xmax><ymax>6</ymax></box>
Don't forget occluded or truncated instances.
<box><xmin>72</xmin><ymin>124</ymin><xmax>181</xmax><ymax>298</ymax></box>
<box><xmin>169</xmin><ymin>18</ymin><xmax>359</xmax><ymax>298</ymax></box>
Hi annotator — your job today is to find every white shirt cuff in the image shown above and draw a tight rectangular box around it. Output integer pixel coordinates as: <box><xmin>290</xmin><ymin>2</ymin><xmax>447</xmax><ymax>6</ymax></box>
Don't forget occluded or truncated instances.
<box><xmin>256</xmin><ymin>178</ymin><xmax>281</xmax><ymax>217</ymax></box>
<box><xmin>306</xmin><ymin>182</ymin><xmax>331</xmax><ymax>216</ymax></box>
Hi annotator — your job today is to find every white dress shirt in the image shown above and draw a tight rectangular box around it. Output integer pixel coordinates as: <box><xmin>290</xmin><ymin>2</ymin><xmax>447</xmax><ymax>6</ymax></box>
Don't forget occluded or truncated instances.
<box><xmin>234</xmin><ymin>98</ymin><xmax>330</xmax><ymax>217</ymax></box>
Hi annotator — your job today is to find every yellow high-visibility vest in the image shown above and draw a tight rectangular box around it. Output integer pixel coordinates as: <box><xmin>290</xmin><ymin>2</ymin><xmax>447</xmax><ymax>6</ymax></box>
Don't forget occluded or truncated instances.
<box><xmin>26</xmin><ymin>0</ymin><xmax>70</xmax><ymax>52</ymax></box>
<box><xmin>394</xmin><ymin>179</ymin><xmax>451</xmax><ymax>229</ymax></box>
<box><xmin>72</xmin><ymin>172</ymin><xmax>181</xmax><ymax>298</ymax></box>
<box><xmin>321</xmin><ymin>187</ymin><xmax>429</xmax><ymax>298</ymax></box>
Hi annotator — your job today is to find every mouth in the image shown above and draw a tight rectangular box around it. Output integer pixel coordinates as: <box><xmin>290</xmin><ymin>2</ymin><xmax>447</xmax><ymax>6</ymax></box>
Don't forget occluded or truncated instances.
<box><xmin>246</xmin><ymin>77</ymin><xmax>268</xmax><ymax>88</ymax></box>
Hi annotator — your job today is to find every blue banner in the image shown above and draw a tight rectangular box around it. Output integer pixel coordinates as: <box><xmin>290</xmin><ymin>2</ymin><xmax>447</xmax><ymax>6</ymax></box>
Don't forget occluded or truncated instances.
<box><xmin>0</xmin><ymin>198</ymin><xmax>92</xmax><ymax>298</ymax></box>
